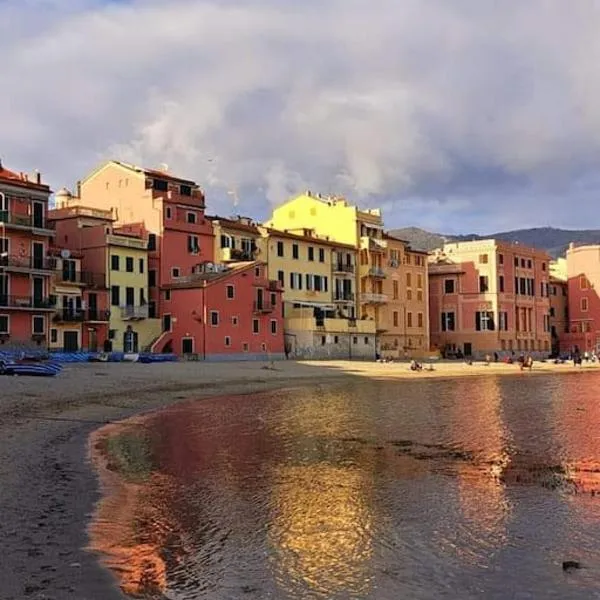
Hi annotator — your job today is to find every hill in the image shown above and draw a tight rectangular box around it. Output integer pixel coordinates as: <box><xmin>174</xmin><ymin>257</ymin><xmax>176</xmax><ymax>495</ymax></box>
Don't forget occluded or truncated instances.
<box><xmin>389</xmin><ymin>226</ymin><xmax>600</xmax><ymax>258</ymax></box>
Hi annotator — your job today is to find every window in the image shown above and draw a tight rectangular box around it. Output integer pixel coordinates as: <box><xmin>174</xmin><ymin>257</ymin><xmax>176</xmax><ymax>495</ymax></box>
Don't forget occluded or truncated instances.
<box><xmin>226</xmin><ymin>285</ymin><xmax>234</xmax><ymax>299</ymax></box>
<box><xmin>499</xmin><ymin>275</ymin><xmax>504</xmax><ymax>293</ymax></box>
<box><xmin>407</xmin><ymin>312</ymin><xmax>413</xmax><ymax>327</ymax></box>
<box><xmin>319</xmin><ymin>248</ymin><xmax>325</xmax><ymax>262</ymax></box>
<box><xmin>161</xmin><ymin>290</ymin><xmax>170</xmax><ymax>302</ymax></box>
<box><xmin>544</xmin><ymin>315</ymin><xmax>550</xmax><ymax>332</ymax></box>
<box><xmin>393</xmin><ymin>311</ymin><xmax>399</xmax><ymax>327</ymax></box>
<box><xmin>252</xmin><ymin>319</ymin><xmax>259</xmax><ymax>333</ymax></box>
<box><xmin>277</xmin><ymin>270</ymin><xmax>284</xmax><ymax>285</ymax></box>
<box><xmin>111</xmin><ymin>255</ymin><xmax>120</xmax><ymax>271</ymax></box>
<box><xmin>479</xmin><ymin>276</ymin><xmax>489</xmax><ymax>293</ymax></box>
<box><xmin>149</xmin><ymin>270</ymin><xmax>156</xmax><ymax>287</ymax></box>
<box><xmin>255</xmin><ymin>266</ymin><xmax>261</xmax><ymax>277</ymax></box>
<box><xmin>138</xmin><ymin>258</ymin><xmax>144</xmax><ymax>273</ymax></box>
<box><xmin>165</xmin><ymin>207</ymin><xmax>172</xmax><ymax>219</ymax></box>
<box><xmin>231</xmin><ymin>316</ymin><xmax>239</xmax><ymax>326</ymax></box>
<box><xmin>417</xmin><ymin>290</ymin><xmax>423</xmax><ymax>301</ymax></box>
<box><xmin>0</xmin><ymin>314</ymin><xmax>8</xmax><ymax>334</ymax></box>
<box><xmin>125</xmin><ymin>257</ymin><xmax>134</xmax><ymax>272</ymax></box>
<box><xmin>292</xmin><ymin>244</ymin><xmax>299</xmax><ymax>259</ymax></box>
<box><xmin>32</xmin><ymin>315</ymin><xmax>45</xmax><ymax>334</ymax></box>
<box><xmin>499</xmin><ymin>253</ymin><xmax>504</xmax><ymax>265</ymax></box>
<box><xmin>393</xmin><ymin>280</ymin><xmax>399</xmax><ymax>299</ymax></box>
<box><xmin>111</xmin><ymin>286</ymin><xmax>120</xmax><ymax>306</ymax></box>
<box><xmin>148</xmin><ymin>234</ymin><xmax>157</xmax><ymax>251</ymax></box>
<box><xmin>353</xmin><ymin>336</ymin><xmax>358</xmax><ymax>344</ymax></box>
<box><xmin>162</xmin><ymin>314</ymin><xmax>172</xmax><ymax>332</ymax></box>
<box><xmin>186</xmin><ymin>212</ymin><xmax>197</xmax><ymax>224</ymax></box>
<box><xmin>441</xmin><ymin>312</ymin><xmax>455</xmax><ymax>331</ymax></box>
<box><xmin>50</xmin><ymin>328</ymin><xmax>57</xmax><ymax>343</ymax></box>
<box><xmin>542</xmin><ymin>262</ymin><xmax>546</xmax><ymax>271</ymax></box>
<box><xmin>498</xmin><ymin>312</ymin><xmax>508</xmax><ymax>330</ymax></box>
<box><xmin>580</xmin><ymin>275</ymin><xmax>588</xmax><ymax>290</ymax></box>
<box><xmin>271</xmin><ymin>293</ymin><xmax>277</xmax><ymax>306</ymax></box>
<box><xmin>479</xmin><ymin>254</ymin><xmax>488</xmax><ymax>264</ymax></box>
<box><xmin>271</xmin><ymin>320</ymin><xmax>277</xmax><ymax>334</ymax></box>
<box><xmin>308</xmin><ymin>247</ymin><xmax>314</xmax><ymax>261</ymax></box>
<box><xmin>277</xmin><ymin>241</ymin><xmax>284</xmax><ymax>257</ymax></box>
<box><xmin>581</xmin><ymin>297</ymin><xmax>588</xmax><ymax>311</ymax></box>
<box><xmin>514</xmin><ymin>256</ymin><xmax>519</xmax><ymax>267</ymax></box>
<box><xmin>140</xmin><ymin>289</ymin><xmax>146</xmax><ymax>305</ymax></box>
<box><xmin>527</xmin><ymin>259</ymin><xmax>532</xmax><ymax>268</ymax></box>
<box><xmin>125</xmin><ymin>287</ymin><xmax>135</xmax><ymax>306</ymax></box>
<box><xmin>334</xmin><ymin>335</ymin><xmax>339</xmax><ymax>344</ymax></box>
<box><xmin>210</xmin><ymin>311</ymin><xmax>219</xmax><ymax>326</ymax></box>
<box><xmin>444</xmin><ymin>279</ymin><xmax>455</xmax><ymax>294</ymax></box>
<box><xmin>364</xmin><ymin>337</ymin><xmax>369</xmax><ymax>345</ymax></box>
<box><xmin>417</xmin><ymin>274</ymin><xmax>423</xmax><ymax>289</ymax></box>
<box><xmin>406</xmin><ymin>273</ymin><xmax>412</xmax><ymax>287</ymax></box>
<box><xmin>180</xmin><ymin>184</ymin><xmax>192</xmax><ymax>196</ymax></box>
<box><xmin>549</xmin><ymin>307</ymin><xmax>555</xmax><ymax>317</ymax></box>
<box><xmin>475</xmin><ymin>311</ymin><xmax>495</xmax><ymax>331</ymax></box>
<box><xmin>417</xmin><ymin>313</ymin><xmax>423</xmax><ymax>328</ymax></box>
<box><xmin>188</xmin><ymin>235</ymin><xmax>199</xmax><ymax>253</ymax></box>
<box><xmin>153</xmin><ymin>179</ymin><xmax>168</xmax><ymax>191</ymax></box>
<box><xmin>225</xmin><ymin>336</ymin><xmax>231</xmax><ymax>347</ymax></box>
<box><xmin>172</xmin><ymin>267</ymin><xmax>180</xmax><ymax>278</ymax></box>
<box><xmin>407</xmin><ymin>289</ymin><xmax>412</xmax><ymax>300</ymax></box>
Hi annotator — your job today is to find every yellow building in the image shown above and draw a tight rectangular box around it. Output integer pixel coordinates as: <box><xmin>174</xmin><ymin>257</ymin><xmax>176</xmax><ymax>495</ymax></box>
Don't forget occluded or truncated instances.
<box><xmin>380</xmin><ymin>234</ymin><xmax>430</xmax><ymax>357</ymax></box>
<box><xmin>106</xmin><ymin>231</ymin><xmax>161</xmax><ymax>353</ymax></box>
<box><xmin>208</xmin><ymin>215</ymin><xmax>261</xmax><ymax>263</ymax></box>
<box><xmin>266</xmin><ymin>192</ymin><xmax>388</xmax><ymax>347</ymax></box>
<box><xmin>258</xmin><ymin>226</ymin><xmax>375</xmax><ymax>359</ymax></box>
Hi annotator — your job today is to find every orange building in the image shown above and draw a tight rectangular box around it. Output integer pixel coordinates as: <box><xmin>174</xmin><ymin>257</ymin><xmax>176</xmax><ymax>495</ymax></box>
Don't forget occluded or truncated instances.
<box><xmin>0</xmin><ymin>161</ymin><xmax>55</xmax><ymax>351</ymax></box>
<box><xmin>429</xmin><ymin>239</ymin><xmax>552</xmax><ymax>358</ymax></box>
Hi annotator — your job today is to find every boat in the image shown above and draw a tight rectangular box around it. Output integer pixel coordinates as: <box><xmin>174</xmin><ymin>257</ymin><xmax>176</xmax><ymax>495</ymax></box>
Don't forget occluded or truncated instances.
<box><xmin>0</xmin><ymin>359</ymin><xmax>62</xmax><ymax>377</ymax></box>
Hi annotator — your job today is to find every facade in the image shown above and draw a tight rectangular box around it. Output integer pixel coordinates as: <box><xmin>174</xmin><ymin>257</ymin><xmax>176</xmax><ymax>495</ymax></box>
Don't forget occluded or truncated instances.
<box><xmin>208</xmin><ymin>215</ymin><xmax>260</xmax><ymax>263</ymax></box>
<box><xmin>259</xmin><ymin>226</ymin><xmax>375</xmax><ymax>359</ymax></box>
<box><xmin>562</xmin><ymin>243</ymin><xmax>600</xmax><ymax>353</ymax></box>
<box><xmin>0</xmin><ymin>162</ymin><xmax>55</xmax><ymax>351</ymax></box>
<box><xmin>429</xmin><ymin>239</ymin><xmax>552</xmax><ymax>358</ymax></box>
<box><xmin>158</xmin><ymin>261</ymin><xmax>284</xmax><ymax>359</ymax></box>
<box><xmin>380</xmin><ymin>234</ymin><xmax>430</xmax><ymax>357</ymax></box>
<box><xmin>48</xmin><ymin>203</ymin><xmax>160</xmax><ymax>352</ymax></box>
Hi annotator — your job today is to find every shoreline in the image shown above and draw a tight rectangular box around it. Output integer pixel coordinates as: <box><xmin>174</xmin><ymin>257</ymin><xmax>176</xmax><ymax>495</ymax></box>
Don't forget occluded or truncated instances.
<box><xmin>0</xmin><ymin>359</ymin><xmax>598</xmax><ymax>598</ymax></box>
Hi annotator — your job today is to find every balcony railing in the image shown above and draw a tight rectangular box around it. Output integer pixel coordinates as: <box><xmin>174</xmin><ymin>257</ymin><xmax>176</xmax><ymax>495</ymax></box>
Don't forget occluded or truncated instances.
<box><xmin>85</xmin><ymin>309</ymin><xmax>110</xmax><ymax>322</ymax></box>
<box><xmin>221</xmin><ymin>247</ymin><xmax>256</xmax><ymax>262</ymax></box>
<box><xmin>253</xmin><ymin>301</ymin><xmax>274</xmax><ymax>314</ymax></box>
<box><xmin>268</xmin><ymin>280</ymin><xmax>283</xmax><ymax>291</ymax></box>
<box><xmin>120</xmin><ymin>305</ymin><xmax>149</xmax><ymax>320</ymax></box>
<box><xmin>0</xmin><ymin>210</ymin><xmax>51</xmax><ymax>231</ymax></box>
<box><xmin>360</xmin><ymin>236</ymin><xmax>387</xmax><ymax>252</ymax></box>
<box><xmin>333</xmin><ymin>263</ymin><xmax>354</xmax><ymax>273</ymax></box>
<box><xmin>360</xmin><ymin>292</ymin><xmax>388</xmax><ymax>304</ymax></box>
<box><xmin>367</xmin><ymin>267</ymin><xmax>386</xmax><ymax>278</ymax></box>
<box><xmin>0</xmin><ymin>254</ymin><xmax>54</xmax><ymax>271</ymax></box>
<box><xmin>0</xmin><ymin>295</ymin><xmax>54</xmax><ymax>309</ymax></box>
<box><xmin>334</xmin><ymin>292</ymin><xmax>355</xmax><ymax>303</ymax></box>
<box><xmin>106</xmin><ymin>234</ymin><xmax>147</xmax><ymax>250</ymax></box>
<box><xmin>53</xmin><ymin>309</ymin><xmax>85</xmax><ymax>323</ymax></box>
<box><xmin>55</xmin><ymin>270</ymin><xmax>106</xmax><ymax>287</ymax></box>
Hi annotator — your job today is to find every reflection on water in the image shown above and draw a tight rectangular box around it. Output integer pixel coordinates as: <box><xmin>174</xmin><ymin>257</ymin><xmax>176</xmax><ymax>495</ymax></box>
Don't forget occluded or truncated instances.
<box><xmin>91</xmin><ymin>373</ymin><xmax>600</xmax><ymax>599</ymax></box>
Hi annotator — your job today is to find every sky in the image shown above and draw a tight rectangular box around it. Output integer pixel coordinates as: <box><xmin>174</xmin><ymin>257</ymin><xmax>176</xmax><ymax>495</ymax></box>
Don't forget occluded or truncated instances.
<box><xmin>2</xmin><ymin>0</ymin><xmax>600</xmax><ymax>234</ymax></box>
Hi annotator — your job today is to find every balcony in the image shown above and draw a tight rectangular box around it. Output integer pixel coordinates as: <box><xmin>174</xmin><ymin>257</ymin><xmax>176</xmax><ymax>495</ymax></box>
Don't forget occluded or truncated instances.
<box><xmin>0</xmin><ymin>254</ymin><xmax>54</xmax><ymax>273</ymax></box>
<box><xmin>0</xmin><ymin>295</ymin><xmax>55</xmax><ymax>310</ymax></box>
<box><xmin>53</xmin><ymin>309</ymin><xmax>85</xmax><ymax>323</ymax></box>
<box><xmin>0</xmin><ymin>211</ymin><xmax>54</xmax><ymax>235</ymax></box>
<box><xmin>268</xmin><ymin>280</ymin><xmax>283</xmax><ymax>292</ymax></box>
<box><xmin>360</xmin><ymin>292</ymin><xmax>388</xmax><ymax>304</ymax></box>
<box><xmin>120</xmin><ymin>305</ymin><xmax>149</xmax><ymax>320</ymax></box>
<box><xmin>333</xmin><ymin>263</ymin><xmax>354</xmax><ymax>274</ymax></box>
<box><xmin>366</xmin><ymin>267</ymin><xmax>386</xmax><ymax>278</ymax></box>
<box><xmin>253</xmin><ymin>301</ymin><xmax>274</xmax><ymax>314</ymax></box>
<box><xmin>334</xmin><ymin>292</ymin><xmax>355</xmax><ymax>303</ymax></box>
<box><xmin>85</xmin><ymin>309</ymin><xmax>110</xmax><ymax>322</ymax></box>
<box><xmin>221</xmin><ymin>247</ymin><xmax>256</xmax><ymax>262</ymax></box>
<box><xmin>55</xmin><ymin>270</ymin><xmax>106</xmax><ymax>287</ymax></box>
<box><xmin>360</xmin><ymin>236</ymin><xmax>387</xmax><ymax>253</ymax></box>
<box><xmin>106</xmin><ymin>234</ymin><xmax>147</xmax><ymax>250</ymax></box>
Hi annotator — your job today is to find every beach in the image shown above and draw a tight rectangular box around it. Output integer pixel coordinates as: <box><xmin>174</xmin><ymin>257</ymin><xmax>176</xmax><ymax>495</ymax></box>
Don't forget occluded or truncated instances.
<box><xmin>0</xmin><ymin>358</ymin><xmax>598</xmax><ymax>599</ymax></box>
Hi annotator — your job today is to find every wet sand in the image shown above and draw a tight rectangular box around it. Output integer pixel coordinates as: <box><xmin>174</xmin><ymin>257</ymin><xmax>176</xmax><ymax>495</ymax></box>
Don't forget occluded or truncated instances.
<box><xmin>0</xmin><ymin>358</ymin><xmax>597</xmax><ymax>599</ymax></box>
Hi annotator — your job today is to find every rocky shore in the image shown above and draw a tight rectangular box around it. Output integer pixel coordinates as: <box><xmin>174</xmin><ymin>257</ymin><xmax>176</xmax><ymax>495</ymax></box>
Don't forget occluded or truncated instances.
<box><xmin>0</xmin><ymin>358</ymin><xmax>597</xmax><ymax>599</ymax></box>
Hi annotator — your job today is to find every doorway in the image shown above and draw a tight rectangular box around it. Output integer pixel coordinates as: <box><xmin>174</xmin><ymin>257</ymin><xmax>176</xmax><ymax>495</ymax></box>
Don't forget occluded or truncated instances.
<box><xmin>88</xmin><ymin>328</ymin><xmax>98</xmax><ymax>352</ymax></box>
<box><xmin>63</xmin><ymin>330</ymin><xmax>79</xmax><ymax>352</ymax></box>
<box><xmin>464</xmin><ymin>343</ymin><xmax>472</xmax><ymax>357</ymax></box>
<box><xmin>182</xmin><ymin>338</ymin><xmax>194</xmax><ymax>354</ymax></box>
<box><xmin>123</xmin><ymin>327</ymin><xmax>138</xmax><ymax>353</ymax></box>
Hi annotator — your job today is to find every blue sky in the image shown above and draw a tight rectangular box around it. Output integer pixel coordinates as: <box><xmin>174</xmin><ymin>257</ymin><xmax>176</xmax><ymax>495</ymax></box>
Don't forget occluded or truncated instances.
<box><xmin>3</xmin><ymin>0</ymin><xmax>600</xmax><ymax>234</ymax></box>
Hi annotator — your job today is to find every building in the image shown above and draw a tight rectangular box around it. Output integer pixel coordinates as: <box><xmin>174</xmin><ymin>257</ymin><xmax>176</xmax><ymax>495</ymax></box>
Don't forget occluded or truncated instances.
<box><xmin>48</xmin><ymin>203</ymin><xmax>160</xmax><ymax>352</ymax></box>
<box><xmin>563</xmin><ymin>243</ymin><xmax>600</xmax><ymax>354</ymax></box>
<box><xmin>156</xmin><ymin>261</ymin><xmax>284</xmax><ymax>359</ymax></box>
<box><xmin>208</xmin><ymin>215</ymin><xmax>261</xmax><ymax>263</ymax></box>
<box><xmin>380</xmin><ymin>234</ymin><xmax>430</xmax><ymax>357</ymax></box>
<box><xmin>548</xmin><ymin>260</ymin><xmax>568</xmax><ymax>356</ymax></box>
<box><xmin>0</xmin><ymin>161</ymin><xmax>55</xmax><ymax>351</ymax></box>
<box><xmin>259</xmin><ymin>226</ymin><xmax>375</xmax><ymax>359</ymax></box>
<box><xmin>428</xmin><ymin>239</ymin><xmax>552</xmax><ymax>358</ymax></box>
<box><xmin>76</xmin><ymin>161</ymin><xmax>214</xmax><ymax>316</ymax></box>
<box><xmin>265</xmin><ymin>192</ymin><xmax>386</xmax><ymax>348</ymax></box>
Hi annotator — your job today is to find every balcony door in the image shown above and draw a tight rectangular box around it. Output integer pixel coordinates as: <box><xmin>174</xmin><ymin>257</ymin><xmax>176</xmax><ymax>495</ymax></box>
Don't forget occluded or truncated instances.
<box><xmin>88</xmin><ymin>293</ymin><xmax>98</xmax><ymax>320</ymax></box>
<box><xmin>32</xmin><ymin>202</ymin><xmax>44</xmax><ymax>229</ymax></box>
<box><xmin>125</xmin><ymin>287</ymin><xmax>135</xmax><ymax>307</ymax></box>
<box><xmin>256</xmin><ymin>288</ymin><xmax>264</xmax><ymax>309</ymax></box>
<box><xmin>0</xmin><ymin>237</ymin><xmax>8</xmax><ymax>266</ymax></box>
<box><xmin>0</xmin><ymin>192</ymin><xmax>7</xmax><ymax>220</ymax></box>
<box><xmin>32</xmin><ymin>277</ymin><xmax>44</xmax><ymax>307</ymax></box>
<box><xmin>32</xmin><ymin>242</ymin><xmax>44</xmax><ymax>270</ymax></box>
<box><xmin>0</xmin><ymin>273</ymin><xmax>7</xmax><ymax>305</ymax></box>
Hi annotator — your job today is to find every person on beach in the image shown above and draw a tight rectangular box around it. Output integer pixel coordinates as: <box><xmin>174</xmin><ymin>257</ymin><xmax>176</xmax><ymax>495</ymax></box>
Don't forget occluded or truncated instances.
<box><xmin>410</xmin><ymin>359</ymin><xmax>422</xmax><ymax>371</ymax></box>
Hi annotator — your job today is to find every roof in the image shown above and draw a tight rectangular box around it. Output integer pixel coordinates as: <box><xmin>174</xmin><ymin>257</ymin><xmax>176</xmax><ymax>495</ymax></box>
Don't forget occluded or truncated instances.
<box><xmin>207</xmin><ymin>215</ymin><xmax>260</xmax><ymax>235</ymax></box>
<box><xmin>166</xmin><ymin>261</ymin><xmax>265</xmax><ymax>289</ymax></box>
<box><xmin>0</xmin><ymin>162</ymin><xmax>50</xmax><ymax>192</ymax></box>
<box><xmin>82</xmin><ymin>160</ymin><xmax>198</xmax><ymax>186</ymax></box>
<box><xmin>263</xmin><ymin>227</ymin><xmax>356</xmax><ymax>250</ymax></box>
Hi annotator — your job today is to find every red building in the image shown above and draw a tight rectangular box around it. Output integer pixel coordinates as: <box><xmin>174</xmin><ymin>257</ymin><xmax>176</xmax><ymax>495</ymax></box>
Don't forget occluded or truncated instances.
<box><xmin>0</xmin><ymin>161</ymin><xmax>55</xmax><ymax>351</ymax></box>
<box><xmin>156</xmin><ymin>261</ymin><xmax>285</xmax><ymax>359</ymax></box>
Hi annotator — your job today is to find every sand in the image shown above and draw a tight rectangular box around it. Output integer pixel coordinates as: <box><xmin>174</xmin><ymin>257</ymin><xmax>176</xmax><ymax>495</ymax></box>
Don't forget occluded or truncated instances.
<box><xmin>0</xmin><ymin>357</ymin><xmax>597</xmax><ymax>599</ymax></box>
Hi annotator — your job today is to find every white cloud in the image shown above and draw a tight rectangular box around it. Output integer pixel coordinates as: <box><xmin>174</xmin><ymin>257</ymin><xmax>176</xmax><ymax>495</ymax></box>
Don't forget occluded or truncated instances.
<box><xmin>3</xmin><ymin>0</ymin><xmax>600</xmax><ymax>232</ymax></box>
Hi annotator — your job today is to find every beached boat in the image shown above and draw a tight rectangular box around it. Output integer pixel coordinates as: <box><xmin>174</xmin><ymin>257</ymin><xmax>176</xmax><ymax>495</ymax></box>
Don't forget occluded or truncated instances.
<box><xmin>0</xmin><ymin>359</ymin><xmax>62</xmax><ymax>377</ymax></box>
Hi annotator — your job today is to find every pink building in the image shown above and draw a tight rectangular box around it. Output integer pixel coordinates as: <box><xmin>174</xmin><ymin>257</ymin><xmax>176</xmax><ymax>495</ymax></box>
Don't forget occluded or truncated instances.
<box><xmin>563</xmin><ymin>243</ymin><xmax>600</xmax><ymax>353</ymax></box>
<box><xmin>429</xmin><ymin>239</ymin><xmax>552</xmax><ymax>358</ymax></box>
<box><xmin>157</xmin><ymin>261</ymin><xmax>285</xmax><ymax>359</ymax></box>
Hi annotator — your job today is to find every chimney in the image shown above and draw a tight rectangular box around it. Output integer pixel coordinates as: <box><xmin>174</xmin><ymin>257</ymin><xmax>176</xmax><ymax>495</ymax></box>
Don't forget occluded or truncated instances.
<box><xmin>35</xmin><ymin>170</ymin><xmax>41</xmax><ymax>185</ymax></box>
<box><xmin>76</xmin><ymin>180</ymin><xmax>81</xmax><ymax>197</ymax></box>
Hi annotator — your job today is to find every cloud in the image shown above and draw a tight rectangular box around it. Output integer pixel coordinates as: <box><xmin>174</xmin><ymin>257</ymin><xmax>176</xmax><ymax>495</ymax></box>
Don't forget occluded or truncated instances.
<box><xmin>2</xmin><ymin>0</ymin><xmax>600</xmax><ymax>232</ymax></box>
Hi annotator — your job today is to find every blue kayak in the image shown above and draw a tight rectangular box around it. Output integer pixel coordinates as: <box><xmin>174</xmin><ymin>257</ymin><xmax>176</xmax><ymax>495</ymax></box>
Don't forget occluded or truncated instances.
<box><xmin>0</xmin><ymin>360</ymin><xmax>62</xmax><ymax>377</ymax></box>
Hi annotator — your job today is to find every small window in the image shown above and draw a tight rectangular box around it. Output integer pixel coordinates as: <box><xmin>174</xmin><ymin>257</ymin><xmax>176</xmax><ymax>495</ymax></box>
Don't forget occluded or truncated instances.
<box><xmin>242</xmin><ymin>343</ymin><xmax>249</xmax><ymax>352</ymax></box>
<box><xmin>542</xmin><ymin>262</ymin><xmax>546</xmax><ymax>271</ymax></box>
<box><xmin>319</xmin><ymin>248</ymin><xmax>325</xmax><ymax>262</ymax></box>
<box><xmin>180</xmin><ymin>185</ymin><xmax>192</xmax><ymax>196</ymax></box>
<box><xmin>581</xmin><ymin>297</ymin><xmax>588</xmax><ymax>312</ymax></box>
<box><xmin>334</xmin><ymin>335</ymin><xmax>339</xmax><ymax>344</ymax></box>
<box><xmin>353</xmin><ymin>336</ymin><xmax>358</xmax><ymax>344</ymax></box>
<box><xmin>111</xmin><ymin>285</ymin><xmax>120</xmax><ymax>306</ymax></box>
<box><xmin>32</xmin><ymin>315</ymin><xmax>45</xmax><ymax>334</ymax></box>
<box><xmin>210</xmin><ymin>311</ymin><xmax>219</xmax><ymax>326</ymax></box>
<box><xmin>393</xmin><ymin>311</ymin><xmax>399</xmax><ymax>327</ymax></box>
<box><xmin>478</xmin><ymin>254</ymin><xmax>488</xmax><ymax>264</ymax></box>
<box><xmin>255</xmin><ymin>267</ymin><xmax>261</xmax><ymax>277</ymax></box>
<box><xmin>418</xmin><ymin>313</ymin><xmax>423</xmax><ymax>328</ymax></box>
<box><xmin>270</xmin><ymin>293</ymin><xmax>277</xmax><ymax>306</ymax></box>
<box><xmin>164</xmin><ymin>289</ymin><xmax>171</xmax><ymax>301</ymax></box>
<box><xmin>252</xmin><ymin>319</ymin><xmax>259</xmax><ymax>333</ymax></box>
<box><xmin>0</xmin><ymin>315</ymin><xmax>9</xmax><ymax>334</ymax></box>
<box><xmin>188</xmin><ymin>235</ymin><xmax>199</xmax><ymax>253</ymax></box>
<box><xmin>226</xmin><ymin>285</ymin><xmax>234</xmax><ymax>299</ymax></box>
<box><xmin>499</xmin><ymin>253</ymin><xmax>504</xmax><ymax>265</ymax></box>
<box><xmin>514</xmin><ymin>256</ymin><xmax>519</xmax><ymax>267</ymax></box>
<box><xmin>153</xmin><ymin>179</ymin><xmax>168</xmax><ymax>191</ymax></box>
<box><xmin>50</xmin><ymin>328</ymin><xmax>57</xmax><ymax>343</ymax></box>
<box><xmin>138</xmin><ymin>258</ymin><xmax>144</xmax><ymax>273</ymax></box>
<box><xmin>479</xmin><ymin>276</ymin><xmax>489</xmax><ymax>293</ymax></box>
<box><xmin>364</xmin><ymin>337</ymin><xmax>369</xmax><ymax>345</ymax></box>
<box><xmin>292</xmin><ymin>244</ymin><xmax>299</xmax><ymax>259</ymax></box>
<box><xmin>186</xmin><ymin>212</ymin><xmax>196</xmax><ymax>224</ymax></box>
<box><xmin>149</xmin><ymin>270</ymin><xmax>156</xmax><ymax>287</ymax></box>
<box><xmin>271</xmin><ymin>320</ymin><xmax>277</xmax><ymax>334</ymax></box>
<box><xmin>232</xmin><ymin>316</ymin><xmax>239</xmax><ymax>326</ymax></box>
<box><xmin>308</xmin><ymin>247</ymin><xmax>314</xmax><ymax>261</ymax></box>
<box><xmin>277</xmin><ymin>270</ymin><xmax>284</xmax><ymax>284</ymax></box>
<box><xmin>580</xmin><ymin>275</ymin><xmax>588</xmax><ymax>290</ymax></box>
<box><xmin>111</xmin><ymin>255</ymin><xmax>120</xmax><ymax>271</ymax></box>
<box><xmin>499</xmin><ymin>275</ymin><xmax>505</xmax><ymax>292</ymax></box>
<box><xmin>165</xmin><ymin>207</ymin><xmax>172</xmax><ymax>219</ymax></box>
<box><xmin>172</xmin><ymin>267</ymin><xmax>180</xmax><ymax>278</ymax></box>
<box><xmin>407</xmin><ymin>312</ymin><xmax>413</xmax><ymax>327</ymax></box>
<box><xmin>125</xmin><ymin>257</ymin><xmax>134</xmax><ymax>272</ymax></box>
<box><xmin>444</xmin><ymin>279</ymin><xmax>455</xmax><ymax>294</ymax></box>
<box><xmin>148</xmin><ymin>234</ymin><xmax>157</xmax><ymax>251</ymax></box>
<box><xmin>276</xmin><ymin>241</ymin><xmax>284</xmax><ymax>257</ymax></box>
<box><xmin>321</xmin><ymin>336</ymin><xmax>326</xmax><ymax>345</ymax></box>
<box><xmin>224</xmin><ymin>336</ymin><xmax>231</xmax><ymax>347</ymax></box>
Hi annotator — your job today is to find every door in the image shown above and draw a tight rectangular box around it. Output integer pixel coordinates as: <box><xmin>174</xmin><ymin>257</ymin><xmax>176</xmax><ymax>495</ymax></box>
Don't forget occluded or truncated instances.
<box><xmin>32</xmin><ymin>242</ymin><xmax>44</xmax><ymax>270</ymax></box>
<box><xmin>88</xmin><ymin>293</ymin><xmax>97</xmax><ymax>320</ymax></box>
<box><xmin>32</xmin><ymin>202</ymin><xmax>44</xmax><ymax>228</ymax></box>
<box><xmin>32</xmin><ymin>277</ymin><xmax>44</xmax><ymax>307</ymax></box>
<box><xmin>63</xmin><ymin>331</ymin><xmax>79</xmax><ymax>352</ymax></box>
<box><xmin>125</xmin><ymin>287</ymin><xmax>135</xmax><ymax>307</ymax></box>
<box><xmin>123</xmin><ymin>328</ymin><xmax>138</xmax><ymax>353</ymax></box>
<box><xmin>464</xmin><ymin>343</ymin><xmax>472</xmax><ymax>357</ymax></box>
<box><xmin>182</xmin><ymin>338</ymin><xmax>194</xmax><ymax>354</ymax></box>
<box><xmin>88</xmin><ymin>328</ymin><xmax>98</xmax><ymax>352</ymax></box>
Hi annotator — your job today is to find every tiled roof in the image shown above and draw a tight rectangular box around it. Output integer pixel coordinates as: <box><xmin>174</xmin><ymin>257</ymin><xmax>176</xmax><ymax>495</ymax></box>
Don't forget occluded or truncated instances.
<box><xmin>0</xmin><ymin>163</ymin><xmax>50</xmax><ymax>192</ymax></box>
<box><xmin>166</xmin><ymin>261</ymin><xmax>264</xmax><ymax>289</ymax></box>
<box><xmin>207</xmin><ymin>215</ymin><xmax>260</xmax><ymax>235</ymax></box>
<box><xmin>264</xmin><ymin>227</ymin><xmax>356</xmax><ymax>250</ymax></box>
